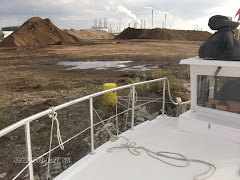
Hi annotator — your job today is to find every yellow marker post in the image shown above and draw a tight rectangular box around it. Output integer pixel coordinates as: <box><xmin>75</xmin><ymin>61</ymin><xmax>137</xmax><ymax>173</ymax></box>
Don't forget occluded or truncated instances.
<box><xmin>103</xmin><ymin>83</ymin><xmax>117</xmax><ymax>105</ymax></box>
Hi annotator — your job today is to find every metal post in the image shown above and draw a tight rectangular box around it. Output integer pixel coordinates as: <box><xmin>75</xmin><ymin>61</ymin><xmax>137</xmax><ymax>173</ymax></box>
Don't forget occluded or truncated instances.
<box><xmin>131</xmin><ymin>86</ymin><xmax>136</xmax><ymax>129</ymax></box>
<box><xmin>89</xmin><ymin>98</ymin><xmax>94</xmax><ymax>154</ymax></box>
<box><xmin>25</xmin><ymin>122</ymin><xmax>34</xmax><ymax>180</ymax></box>
<box><xmin>162</xmin><ymin>79</ymin><xmax>166</xmax><ymax>115</ymax></box>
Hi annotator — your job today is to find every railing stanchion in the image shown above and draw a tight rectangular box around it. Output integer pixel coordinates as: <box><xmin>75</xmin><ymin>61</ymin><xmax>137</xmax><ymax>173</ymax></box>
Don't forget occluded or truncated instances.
<box><xmin>89</xmin><ymin>98</ymin><xmax>95</xmax><ymax>154</ymax></box>
<box><xmin>25</xmin><ymin>122</ymin><xmax>34</xmax><ymax>180</ymax></box>
<box><xmin>162</xmin><ymin>79</ymin><xmax>166</xmax><ymax>115</ymax></box>
<box><xmin>131</xmin><ymin>86</ymin><xmax>136</xmax><ymax>129</ymax></box>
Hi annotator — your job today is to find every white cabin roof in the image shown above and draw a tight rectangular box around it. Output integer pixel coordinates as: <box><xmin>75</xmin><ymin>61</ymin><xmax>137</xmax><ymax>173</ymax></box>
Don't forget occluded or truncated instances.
<box><xmin>55</xmin><ymin>115</ymin><xmax>240</xmax><ymax>180</ymax></box>
<box><xmin>180</xmin><ymin>56</ymin><xmax>240</xmax><ymax>68</ymax></box>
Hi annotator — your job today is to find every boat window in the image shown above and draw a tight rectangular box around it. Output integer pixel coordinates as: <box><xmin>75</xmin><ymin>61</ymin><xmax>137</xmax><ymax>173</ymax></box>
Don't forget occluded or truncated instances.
<box><xmin>197</xmin><ymin>75</ymin><xmax>240</xmax><ymax>114</ymax></box>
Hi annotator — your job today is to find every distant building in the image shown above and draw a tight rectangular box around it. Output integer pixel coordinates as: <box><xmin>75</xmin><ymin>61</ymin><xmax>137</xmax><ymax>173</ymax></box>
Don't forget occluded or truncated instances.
<box><xmin>1</xmin><ymin>26</ymin><xmax>19</xmax><ymax>39</ymax></box>
<box><xmin>92</xmin><ymin>18</ymin><xmax>109</xmax><ymax>32</ymax></box>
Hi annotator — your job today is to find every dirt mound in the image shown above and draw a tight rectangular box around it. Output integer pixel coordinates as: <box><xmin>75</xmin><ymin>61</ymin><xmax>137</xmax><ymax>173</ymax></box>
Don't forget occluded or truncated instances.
<box><xmin>66</xmin><ymin>30</ymin><xmax>115</xmax><ymax>39</ymax></box>
<box><xmin>115</xmin><ymin>28</ymin><xmax>212</xmax><ymax>41</ymax></box>
<box><xmin>0</xmin><ymin>17</ymin><xmax>81</xmax><ymax>47</ymax></box>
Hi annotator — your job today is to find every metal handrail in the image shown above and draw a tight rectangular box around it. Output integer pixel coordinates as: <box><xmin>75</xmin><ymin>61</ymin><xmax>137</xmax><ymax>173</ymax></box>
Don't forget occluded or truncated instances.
<box><xmin>0</xmin><ymin>78</ymin><xmax>168</xmax><ymax>137</ymax></box>
<box><xmin>0</xmin><ymin>77</ymin><xmax>191</xmax><ymax>180</ymax></box>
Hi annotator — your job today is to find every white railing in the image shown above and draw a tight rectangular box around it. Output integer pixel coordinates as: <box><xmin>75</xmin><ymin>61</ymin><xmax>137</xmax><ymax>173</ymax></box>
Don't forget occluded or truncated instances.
<box><xmin>0</xmin><ymin>77</ymin><xmax>190</xmax><ymax>180</ymax></box>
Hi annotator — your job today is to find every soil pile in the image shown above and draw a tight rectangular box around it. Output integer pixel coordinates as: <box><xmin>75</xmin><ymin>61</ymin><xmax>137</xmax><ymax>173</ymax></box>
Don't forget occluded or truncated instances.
<box><xmin>115</xmin><ymin>28</ymin><xmax>212</xmax><ymax>41</ymax></box>
<box><xmin>0</xmin><ymin>17</ymin><xmax>81</xmax><ymax>47</ymax></box>
<box><xmin>66</xmin><ymin>30</ymin><xmax>115</xmax><ymax>39</ymax></box>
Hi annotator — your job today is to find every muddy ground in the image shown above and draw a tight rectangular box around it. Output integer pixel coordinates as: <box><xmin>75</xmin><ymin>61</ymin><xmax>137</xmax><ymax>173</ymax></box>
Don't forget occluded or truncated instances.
<box><xmin>0</xmin><ymin>39</ymin><xmax>202</xmax><ymax>179</ymax></box>
<box><xmin>0</xmin><ymin>39</ymin><xmax>201</xmax><ymax>108</ymax></box>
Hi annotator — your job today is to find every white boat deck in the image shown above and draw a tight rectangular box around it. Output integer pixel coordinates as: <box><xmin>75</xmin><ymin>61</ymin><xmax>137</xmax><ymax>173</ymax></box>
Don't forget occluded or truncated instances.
<box><xmin>55</xmin><ymin>115</ymin><xmax>240</xmax><ymax>180</ymax></box>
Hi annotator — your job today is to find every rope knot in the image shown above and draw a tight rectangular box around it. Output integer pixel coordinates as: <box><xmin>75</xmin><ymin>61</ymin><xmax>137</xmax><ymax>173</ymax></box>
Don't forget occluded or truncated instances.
<box><xmin>48</xmin><ymin>107</ymin><xmax>57</xmax><ymax>119</ymax></box>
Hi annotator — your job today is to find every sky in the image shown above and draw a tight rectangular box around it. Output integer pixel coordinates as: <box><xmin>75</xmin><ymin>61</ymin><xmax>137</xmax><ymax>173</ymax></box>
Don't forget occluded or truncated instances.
<box><xmin>0</xmin><ymin>0</ymin><xmax>239</xmax><ymax>33</ymax></box>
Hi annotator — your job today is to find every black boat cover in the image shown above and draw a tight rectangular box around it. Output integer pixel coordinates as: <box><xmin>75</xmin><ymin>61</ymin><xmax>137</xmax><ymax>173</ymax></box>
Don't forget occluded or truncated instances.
<box><xmin>199</xmin><ymin>15</ymin><xmax>240</xmax><ymax>61</ymax></box>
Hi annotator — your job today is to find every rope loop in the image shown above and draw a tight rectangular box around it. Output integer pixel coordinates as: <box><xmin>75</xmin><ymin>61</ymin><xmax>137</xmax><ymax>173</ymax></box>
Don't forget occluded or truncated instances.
<box><xmin>47</xmin><ymin>107</ymin><xmax>65</xmax><ymax>179</ymax></box>
<box><xmin>48</xmin><ymin>107</ymin><xmax>64</xmax><ymax>150</ymax></box>
<box><xmin>108</xmin><ymin>136</ymin><xmax>216</xmax><ymax>180</ymax></box>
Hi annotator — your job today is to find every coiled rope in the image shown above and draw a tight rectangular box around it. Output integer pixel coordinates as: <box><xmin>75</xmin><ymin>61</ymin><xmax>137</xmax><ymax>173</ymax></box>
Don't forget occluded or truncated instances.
<box><xmin>108</xmin><ymin>136</ymin><xmax>216</xmax><ymax>180</ymax></box>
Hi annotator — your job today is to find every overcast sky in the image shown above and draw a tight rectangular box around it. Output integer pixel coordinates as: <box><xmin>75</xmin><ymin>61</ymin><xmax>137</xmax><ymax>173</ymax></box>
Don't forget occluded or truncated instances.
<box><xmin>0</xmin><ymin>0</ymin><xmax>239</xmax><ymax>32</ymax></box>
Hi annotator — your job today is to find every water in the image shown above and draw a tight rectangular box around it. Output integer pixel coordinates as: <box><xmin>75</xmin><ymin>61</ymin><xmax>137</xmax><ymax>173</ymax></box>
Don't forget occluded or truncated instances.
<box><xmin>57</xmin><ymin>61</ymin><xmax>131</xmax><ymax>70</ymax></box>
<box><xmin>57</xmin><ymin>61</ymin><xmax>157</xmax><ymax>71</ymax></box>
<box><xmin>118</xmin><ymin>65</ymin><xmax>158</xmax><ymax>71</ymax></box>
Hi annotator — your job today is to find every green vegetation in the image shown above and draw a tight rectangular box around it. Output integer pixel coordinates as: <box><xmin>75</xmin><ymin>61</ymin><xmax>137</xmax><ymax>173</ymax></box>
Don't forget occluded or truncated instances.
<box><xmin>0</xmin><ymin>97</ymin><xmax>15</xmax><ymax>130</ymax></box>
<box><xmin>130</xmin><ymin>68</ymin><xmax>190</xmax><ymax>102</ymax></box>
<box><xmin>154</xmin><ymin>68</ymin><xmax>190</xmax><ymax>101</ymax></box>
<box><xmin>177</xmin><ymin>66</ymin><xmax>190</xmax><ymax>80</ymax></box>
<box><xmin>0</xmin><ymin>82</ymin><xmax>15</xmax><ymax>130</ymax></box>
<box><xmin>128</xmin><ymin>68</ymin><xmax>191</xmax><ymax>116</ymax></box>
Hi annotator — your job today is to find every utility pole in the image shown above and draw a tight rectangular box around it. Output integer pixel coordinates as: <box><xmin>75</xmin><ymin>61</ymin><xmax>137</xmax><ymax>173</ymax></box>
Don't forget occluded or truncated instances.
<box><xmin>144</xmin><ymin>18</ymin><xmax>146</xmax><ymax>29</ymax></box>
<box><xmin>152</xmin><ymin>9</ymin><xmax>154</xmax><ymax>29</ymax></box>
<box><xmin>165</xmin><ymin>13</ymin><xmax>167</xmax><ymax>29</ymax></box>
<box><xmin>109</xmin><ymin>24</ymin><xmax>112</xmax><ymax>33</ymax></box>
<box><xmin>105</xmin><ymin>18</ymin><xmax>108</xmax><ymax>28</ymax></box>
<box><xmin>159</xmin><ymin>13</ymin><xmax>161</xmax><ymax>28</ymax></box>
<box><xmin>119</xmin><ymin>19</ymin><xmax>121</xmax><ymax>32</ymax></box>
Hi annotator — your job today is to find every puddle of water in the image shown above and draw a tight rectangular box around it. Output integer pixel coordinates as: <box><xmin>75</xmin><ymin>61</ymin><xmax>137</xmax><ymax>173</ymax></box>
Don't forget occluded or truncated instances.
<box><xmin>57</xmin><ymin>61</ymin><xmax>158</xmax><ymax>71</ymax></box>
<box><xmin>118</xmin><ymin>65</ymin><xmax>158</xmax><ymax>71</ymax></box>
<box><xmin>57</xmin><ymin>61</ymin><xmax>131</xmax><ymax>70</ymax></box>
